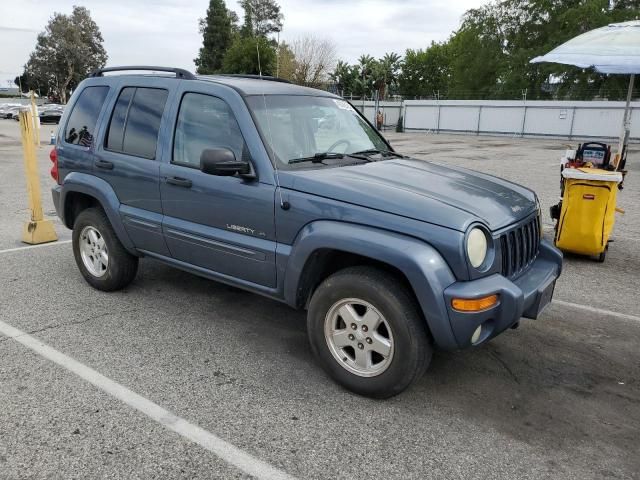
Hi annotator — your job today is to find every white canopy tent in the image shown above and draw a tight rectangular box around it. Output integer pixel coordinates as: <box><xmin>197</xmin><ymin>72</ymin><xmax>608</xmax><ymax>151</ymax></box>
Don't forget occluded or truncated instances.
<box><xmin>531</xmin><ymin>20</ymin><xmax>640</xmax><ymax>167</ymax></box>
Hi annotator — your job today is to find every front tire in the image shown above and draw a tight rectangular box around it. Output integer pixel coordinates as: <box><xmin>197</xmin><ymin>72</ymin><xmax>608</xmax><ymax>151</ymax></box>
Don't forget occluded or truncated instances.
<box><xmin>72</xmin><ymin>207</ymin><xmax>138</xmax><ymax>291</ymax></box>
<box><xmin>307</xmin><ymin>266</ymin><xmax>432</xmax><ymax>398</ymax></box>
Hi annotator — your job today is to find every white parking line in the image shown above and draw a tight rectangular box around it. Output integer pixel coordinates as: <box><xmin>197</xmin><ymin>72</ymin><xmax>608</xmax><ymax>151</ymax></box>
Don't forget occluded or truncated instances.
<box><xmin>0</xmin><ymin>240</ymin><xmax>72</xmax><ymax>255</ymax></box>
<box><xmin>553</xmin><ymin>299</ymin><xmax>640</xmax><ymax>323</ymax></box>
<box><xmin>0</xmin><ymin>319</ymin><xmax>295</xmax><ymax>480</ymax></box>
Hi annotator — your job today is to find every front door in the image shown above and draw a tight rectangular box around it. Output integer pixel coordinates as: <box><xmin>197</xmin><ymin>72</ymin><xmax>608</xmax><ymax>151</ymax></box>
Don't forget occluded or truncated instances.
<box><xmin>159</xmin><ymin>90</ymin><xmax>277</xmax><ymax>288</ymax></box>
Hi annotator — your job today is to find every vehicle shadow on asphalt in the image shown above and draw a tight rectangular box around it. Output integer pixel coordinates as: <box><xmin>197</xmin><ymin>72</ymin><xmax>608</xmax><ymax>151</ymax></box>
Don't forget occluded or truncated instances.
<box><xmin>127</xmin><ymin>259</ymin><xmax>640</xmax><ymax>475</ymax></box>
<box><xmin>416</xmin><ymin>315</ymin><xmax>640</xmax><ymax>475</ymax></box>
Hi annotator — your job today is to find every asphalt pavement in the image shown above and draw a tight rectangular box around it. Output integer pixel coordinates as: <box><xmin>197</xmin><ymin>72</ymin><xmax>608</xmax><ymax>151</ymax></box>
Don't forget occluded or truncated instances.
<box><xmin>1</xmin><ymin>120</ymin><xmax>639</xmax><ymax>479</ymax></box>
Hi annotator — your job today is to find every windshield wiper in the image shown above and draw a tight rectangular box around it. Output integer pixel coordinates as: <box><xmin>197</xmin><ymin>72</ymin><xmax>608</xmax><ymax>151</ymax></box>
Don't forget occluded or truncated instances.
<box><xmin>288</xmin><ymin>152</ymin><xmax>344</xmax><ymax>165</ymax></box>
<box><xmin>351</xmin><ymin>149</ymin><xmax>405</xmax><ymax>159</ymax></box>
<box><xmin>288</xmin><ymin>152</ymin><xmax>370</xmax><ymax>165</ymax></box>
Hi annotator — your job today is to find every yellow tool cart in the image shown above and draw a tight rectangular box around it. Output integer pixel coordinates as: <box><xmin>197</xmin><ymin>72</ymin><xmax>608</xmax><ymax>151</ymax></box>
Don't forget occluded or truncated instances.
<box><xmin>554</xmin><ymin>168</ymin><xmax>623</xmax><ymax>262</ymax></box>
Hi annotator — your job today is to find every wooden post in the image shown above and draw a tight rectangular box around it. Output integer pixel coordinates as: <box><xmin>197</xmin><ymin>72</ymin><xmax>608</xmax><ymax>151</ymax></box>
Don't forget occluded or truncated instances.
<box><xmin>19</xmin><ymin>109</ymin><xmax>57</xmax><ymax>244</ymax></box>
<box><xmin>30</xmin><ymin>91</ymin><xmax>41</xmax><ymax>147</ymax></box>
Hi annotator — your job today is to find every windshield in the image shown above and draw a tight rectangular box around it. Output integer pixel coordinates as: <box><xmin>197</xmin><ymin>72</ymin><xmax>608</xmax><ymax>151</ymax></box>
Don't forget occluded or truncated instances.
<box><xmin>246</xmin><ymin>95</ymin><xmax>390</xmax><ymax>168</ymax></box>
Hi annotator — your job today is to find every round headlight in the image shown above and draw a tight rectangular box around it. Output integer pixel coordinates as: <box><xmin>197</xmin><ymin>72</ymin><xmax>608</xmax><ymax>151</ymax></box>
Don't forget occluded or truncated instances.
<box><xmin>467</xmin><ymin>228</ymin><xmax>488</xmax><ymax>269</ymax></box>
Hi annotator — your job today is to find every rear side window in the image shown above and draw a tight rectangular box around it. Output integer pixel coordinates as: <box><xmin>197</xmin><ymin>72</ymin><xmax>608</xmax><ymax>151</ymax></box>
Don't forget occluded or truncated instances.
<box><xmin>106</xmin><ymin>87</ymin><xmax>168</xmax><ymax>159</ymax></box>
<box><xmin>64</xmin><ymin>86</ymin><xmax>109</xmax><ymax>147</ymax></box>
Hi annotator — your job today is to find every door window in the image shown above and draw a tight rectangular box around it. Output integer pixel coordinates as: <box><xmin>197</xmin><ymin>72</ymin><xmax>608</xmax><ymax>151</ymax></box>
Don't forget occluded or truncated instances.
<box><xmin>105</xmin><ymin>87</ymin><xmax>168</xmax><ymax>159</ymax></box>
<box><xmin>173</xmin><ymin>93</ymin><xmax>246</xmax><ymax>168</ymax></box>
<box><xmin>105</xmin><ymin>87</ymin><xmax>134</xmax><ymax>152</ymax></box>
<box><xmin>64</xmin><ymin>86</ymin><xmax>109</xmax><ymax>147</ymax></box>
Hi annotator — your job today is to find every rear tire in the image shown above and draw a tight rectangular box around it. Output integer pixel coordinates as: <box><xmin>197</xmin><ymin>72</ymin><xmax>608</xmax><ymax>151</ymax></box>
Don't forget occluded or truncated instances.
<box><xmin>72</xmin><ymin>207</ymin><xmax>138</xmax><ymax>291</ymax></box>
<box><xmin>307</xmin><ymin>266</ymin><xmax>432</xmax><ymax>398</ymax></box>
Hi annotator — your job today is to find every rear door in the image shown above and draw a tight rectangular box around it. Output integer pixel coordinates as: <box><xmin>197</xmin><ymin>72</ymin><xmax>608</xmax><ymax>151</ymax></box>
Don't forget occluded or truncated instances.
<box><xmin>93</xmin><ymin>77</ymin><xmax>177</xmax><ymax>255</ymax></box>
<box><xmin>159</xmin><ymin>84</ymin><xmax>277</xmax><ymax>288</ymax></box>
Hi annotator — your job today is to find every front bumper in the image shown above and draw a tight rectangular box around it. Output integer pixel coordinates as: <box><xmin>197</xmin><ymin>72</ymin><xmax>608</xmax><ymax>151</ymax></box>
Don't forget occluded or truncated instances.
<box><xmin>443</xmin><ymin>239</ymin><xmax>562</xmax><ymax>348</ymax></box>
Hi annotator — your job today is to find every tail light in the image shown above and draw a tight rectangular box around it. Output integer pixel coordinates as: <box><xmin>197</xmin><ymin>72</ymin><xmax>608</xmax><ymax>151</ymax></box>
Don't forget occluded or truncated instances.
<box><xmin>49</xmin><ymin>147</ymin><xmax>59</xmax><ymax>183</ymax></box>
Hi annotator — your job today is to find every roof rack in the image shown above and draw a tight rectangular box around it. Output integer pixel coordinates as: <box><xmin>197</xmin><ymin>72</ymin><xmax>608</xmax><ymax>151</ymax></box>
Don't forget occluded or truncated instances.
<box><xmin>215</xmin><ymin>74</ymin><xmax>292</xmax><ymax>84</ymax></box>
<box><xmin>89</xmin><ymin>66</ymin><xmax>196</xmax><ymax>80</ymax></box>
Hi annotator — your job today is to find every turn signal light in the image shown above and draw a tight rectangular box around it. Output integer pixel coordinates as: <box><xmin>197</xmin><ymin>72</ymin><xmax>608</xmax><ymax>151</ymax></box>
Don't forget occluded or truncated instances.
<box><xmin>452</xmin><ymin>294</ymin><xmax>499</xmax><ymax>312</ymax></box>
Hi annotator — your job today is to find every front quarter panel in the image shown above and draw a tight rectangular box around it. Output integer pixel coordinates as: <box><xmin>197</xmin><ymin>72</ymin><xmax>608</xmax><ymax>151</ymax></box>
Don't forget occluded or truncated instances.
<box><xmin>284</xmin><ymin>221</ymin><xmax>460</xmax><ymax>350</ymax></box>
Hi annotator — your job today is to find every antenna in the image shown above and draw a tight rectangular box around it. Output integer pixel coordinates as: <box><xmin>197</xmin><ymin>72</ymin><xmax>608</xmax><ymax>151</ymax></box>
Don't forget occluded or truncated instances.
<box><xmin>255</xmin><ymin>39</ymin><xmax>263</xmax><ymax>77</ymax></box>
<box><xmin>251</xmin><ymin>6</ymin><xmax>288</xmax><ymax>210</ymax></box>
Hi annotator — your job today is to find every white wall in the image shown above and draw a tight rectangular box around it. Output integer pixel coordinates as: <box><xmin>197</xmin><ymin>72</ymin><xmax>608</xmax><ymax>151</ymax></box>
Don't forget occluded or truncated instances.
<box><xmin>400</xmin><ymin>100</ymin><xmax>640</xmax><ymax>141</ymax></box>
<box><xmin>354</xmin><ymin>101</ymin><xmax>402</xmax><ymax>128</ymax></box>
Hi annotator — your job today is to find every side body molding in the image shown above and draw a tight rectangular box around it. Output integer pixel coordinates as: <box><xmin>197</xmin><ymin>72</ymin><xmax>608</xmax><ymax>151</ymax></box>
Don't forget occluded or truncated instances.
<box><xmin>283</xmin><ymin>221</ymin><xmax>460</xmax><ymax>350</ymax></box>
<box><xmin>59</xmin><ymin>172</ymin><xmax>136</xmax><ymax>254</ymax></box>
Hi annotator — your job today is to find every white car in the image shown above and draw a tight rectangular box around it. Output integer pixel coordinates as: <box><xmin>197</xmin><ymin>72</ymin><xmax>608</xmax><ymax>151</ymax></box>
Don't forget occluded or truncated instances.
<box><xmin>0</xmin><ymin>103</ymin><xmax>22</xmax><ymax>119</ymax></box>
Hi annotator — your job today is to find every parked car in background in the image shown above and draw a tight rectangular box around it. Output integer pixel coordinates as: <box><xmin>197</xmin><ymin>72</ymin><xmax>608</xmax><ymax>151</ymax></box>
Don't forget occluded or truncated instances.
<box><xmin>42</xmin><ymin>103</ymin><xmax>64</xmax><ymax>110</ymax></box>
<box><xmin>40</xmin><ymin>106</ymin><xmax>64</xmax><ymax>124</ymax></box>
<box><xmin>0</xmin><ymin>103</ymin><xmax>20</xmax><ymax>118</ymax></box>
<box><xmin>1</xmin><ymin>104</ymin><xmax>23</xmax><ymax>119</ymax></box>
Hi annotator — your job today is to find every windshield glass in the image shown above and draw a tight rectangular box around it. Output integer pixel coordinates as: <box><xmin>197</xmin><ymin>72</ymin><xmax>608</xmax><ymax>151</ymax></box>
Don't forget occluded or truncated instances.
<box><xmin>246</xmin><ymin>95</ymin><xmax>389</xmax><ymax>168</ymax></box>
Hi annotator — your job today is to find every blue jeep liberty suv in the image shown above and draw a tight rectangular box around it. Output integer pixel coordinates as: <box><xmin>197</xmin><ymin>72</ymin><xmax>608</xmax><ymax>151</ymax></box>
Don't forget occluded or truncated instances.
<box><xmin>51</xmin><ymin>66</ymin><xmax>563</xmax><ymax>398</ymax></box>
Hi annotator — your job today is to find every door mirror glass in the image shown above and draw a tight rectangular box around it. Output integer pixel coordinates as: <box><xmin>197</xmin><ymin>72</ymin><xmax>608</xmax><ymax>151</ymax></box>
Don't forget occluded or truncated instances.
<box><xmin>200</xmin><ymin>148</ymin><xmax>251</xmax><ymax>176</ymax></box>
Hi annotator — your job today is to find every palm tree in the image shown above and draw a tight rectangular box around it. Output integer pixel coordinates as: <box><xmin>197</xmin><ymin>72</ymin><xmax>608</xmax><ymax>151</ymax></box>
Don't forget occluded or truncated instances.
<box><xmin>357</xmin><ymin>55</ymin><xmax>375</xmax><ymax>99</ymax></box>
<box><xmin>380</xmin><ymin>52</ymin><xmax>402</xmax><ymax>99</ymax></box>
<box><xmin>330</xmin><ymin>60</ymin><xmax>359</xmax><ymax>96</ymax></box>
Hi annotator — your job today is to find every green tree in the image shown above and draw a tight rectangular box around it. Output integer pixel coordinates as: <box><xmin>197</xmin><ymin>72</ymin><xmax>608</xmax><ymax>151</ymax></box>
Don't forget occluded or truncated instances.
<box><xmin>23</xmin><ymin>6</ymin><xmax>107</xmax><ymax>103</ymax></box>
<box><xmin>379</xmin><ymin>52</ymin><xmax>402</xmax><ymax>98</ymax></box>
<box><xmin>221</xmin><ymin>0</ymin><xmax>282</xmax><ymax>75</ymax></box>
<box><xmin>240</xmin><ymin>0</ymin><xmax>283</xmax><ymax>38</ymax></box>
<box><xmin>194</xmin><ymin>0</ymin><xmax>235</xmax><ymax>74</ymax></box>
<box><xmin>356</xmin><ymin>54</ymin><xmax>376</xmax><ymax>99</ymax></box>
<box><xmin>329</xmin><ymin>53</ymin><xmax>402</xmax><ymax>99</ymax></box>
<box><xmin>446</xmin><ymin>0</ymin><xmax>640</xmax><ymax>100</ymax></box>
<box><xmin>530</xmin><ymin>0</ymin><xmax>639</xmax><ymax>100</ymax></box>
<box><xmin>331</xmin><ymin>0</ymin><xmax>639</xmax><ymax>101</ymax></box>
<box><xmin>446</xmin><ymin>4</ymin><xmax>503</xmax><ymax>99</ymax></box>
<box><xmin>330</xmin><ymin>60</ymin><xmax>359</xmax><ymax>96</ymax></box>
<box><xmin>399</xmin><ymin>43</ymin><xmax>450</xmax><ymax>98</ymax></box>
<box><xmin>222</xmin><ymin>36</ymin><xmax>276</xmax><ymax>75</ymax></box>
<box><xmin>14</xmin><ymin>73</ymin><xmax>33</xmax><ymax>94</ymax></box>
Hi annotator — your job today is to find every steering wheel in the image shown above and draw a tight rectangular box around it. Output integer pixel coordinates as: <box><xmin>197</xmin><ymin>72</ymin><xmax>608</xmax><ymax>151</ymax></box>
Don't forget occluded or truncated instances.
<box><xmin>326</xmin><ymin>139</ymin><xmax>351</xmax><ymax>153</ymax></box>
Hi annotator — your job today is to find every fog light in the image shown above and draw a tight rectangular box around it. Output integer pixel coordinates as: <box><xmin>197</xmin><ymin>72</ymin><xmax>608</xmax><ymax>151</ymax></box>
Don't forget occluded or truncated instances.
<box><xmin>471</xmin><ymin>325</ymin><xmax>482</xmax><ymax>344</ymax></box>
<box><xmin>451</xmin><ymin>294</ymin><xmax>499</xmax><ymax>312</ymax></box>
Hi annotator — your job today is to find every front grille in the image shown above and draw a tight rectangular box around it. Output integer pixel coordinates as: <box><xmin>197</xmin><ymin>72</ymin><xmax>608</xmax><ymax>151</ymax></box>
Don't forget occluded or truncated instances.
<box><xmin>500</xmin><ymin>216</ymin><xmax>540</xmax><ymax>278</ymax></box>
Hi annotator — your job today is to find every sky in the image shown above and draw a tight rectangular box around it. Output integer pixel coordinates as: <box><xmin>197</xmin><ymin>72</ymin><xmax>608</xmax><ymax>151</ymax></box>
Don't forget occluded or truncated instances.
<box><xmin>0</xmin><ymin>0</ymin><xmax>490</xmax><ymax>88</ymax></box>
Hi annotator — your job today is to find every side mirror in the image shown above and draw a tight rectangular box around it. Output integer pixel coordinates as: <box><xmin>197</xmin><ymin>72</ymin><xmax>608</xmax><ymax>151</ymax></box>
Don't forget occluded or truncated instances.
<box><xmin>200</xmin><ymin>148</ymin><xmax>252</xmax><ymax>177</ymax></box>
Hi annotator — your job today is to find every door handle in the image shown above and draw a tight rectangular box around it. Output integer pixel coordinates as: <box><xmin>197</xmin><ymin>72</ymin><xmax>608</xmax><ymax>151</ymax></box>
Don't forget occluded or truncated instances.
<box><xmin>94</xmin><ymin>159</ymin><xmax>114</xmax><ymax>170</ymax></box>
<box><xmin>166</xmin><ymin>176</ymin><xmax>192</xmax><ymax>188</ymax></box>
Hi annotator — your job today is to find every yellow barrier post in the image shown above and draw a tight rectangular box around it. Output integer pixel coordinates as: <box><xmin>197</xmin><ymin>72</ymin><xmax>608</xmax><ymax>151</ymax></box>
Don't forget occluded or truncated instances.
<box><xmin>19</xmin><ymin>109</ymin><xmax>57</xmax><ymax>244</ymax></box>
<box><xmin>30</xmin><ymin>90</ymin><xmax>40</xmax><ymax>147</ymax></box>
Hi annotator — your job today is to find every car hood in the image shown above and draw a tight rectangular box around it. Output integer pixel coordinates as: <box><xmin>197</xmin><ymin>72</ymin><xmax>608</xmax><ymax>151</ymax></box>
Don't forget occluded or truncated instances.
<box><xmin>278</xmin><ymin>158</ymin><xmax>537</xmax><ymax>232</ymax></box>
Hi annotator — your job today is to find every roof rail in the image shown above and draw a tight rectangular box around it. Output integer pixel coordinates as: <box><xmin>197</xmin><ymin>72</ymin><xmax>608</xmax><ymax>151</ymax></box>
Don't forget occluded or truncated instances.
<box><xmin>215</xmin><ymin>74</ymin><xmax>292</xmax><ymax>84</ymax></box>
<box><xmin>89</xmin><ymin>66</ymin><xmax>196</xmax><ymax>80</ymax></box>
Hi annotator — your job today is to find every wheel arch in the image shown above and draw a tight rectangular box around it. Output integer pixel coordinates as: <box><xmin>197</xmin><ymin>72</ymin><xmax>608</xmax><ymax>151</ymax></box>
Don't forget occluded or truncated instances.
<box><xmin>284</xmin><ymin>221</ymin><xmax>459</xmax><ymax>350</ymax></box>
<box><xmin>63</xmin><ymin>191</ymin><xmax>99</xmax><ymax>229</ymax></box>
<box><xmin>60</xmin><ymin>172</ymin><xmax>136</xmax><ymax>254</ymax></box>
<box><xmin>294</xmin><ymin>249</ymin><xmax>414</xmax><ymax>310</ymax></box>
